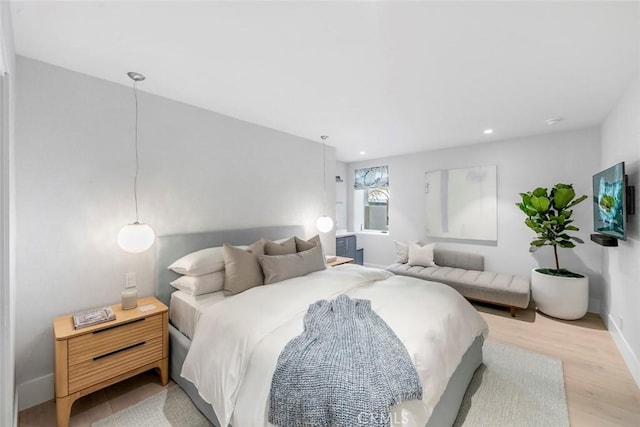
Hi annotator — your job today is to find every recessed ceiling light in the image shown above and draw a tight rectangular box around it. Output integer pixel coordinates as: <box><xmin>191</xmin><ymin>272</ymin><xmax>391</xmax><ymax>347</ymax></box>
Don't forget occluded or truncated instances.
<box><xmin>545</xmin><ymin>117</ymin><xmax>563</xmax><ymax>125</ymax></box>
<box><xmin>359</xmin><ymin>151</ymin><xmax>366</xmax><ymax>155</ymax></box>
<box><xmin>483</xmin><ymin>129</ymin><xmax>493</xmax><ymax>135</ymax></box>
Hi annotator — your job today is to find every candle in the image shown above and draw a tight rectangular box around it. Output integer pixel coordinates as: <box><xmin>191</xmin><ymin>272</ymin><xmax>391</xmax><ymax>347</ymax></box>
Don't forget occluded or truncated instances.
<box><xmin>121</xmin><ymin>289</ymin><xmax>138</xmax><ymax>310</ymax></box>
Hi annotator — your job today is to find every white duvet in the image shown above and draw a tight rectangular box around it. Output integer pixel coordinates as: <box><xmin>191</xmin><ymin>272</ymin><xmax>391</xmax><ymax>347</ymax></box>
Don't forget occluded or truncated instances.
<box><xmin>181</xmin><ymin>265</ymin><xmax>488</xmax><ymax>427</ymax></box>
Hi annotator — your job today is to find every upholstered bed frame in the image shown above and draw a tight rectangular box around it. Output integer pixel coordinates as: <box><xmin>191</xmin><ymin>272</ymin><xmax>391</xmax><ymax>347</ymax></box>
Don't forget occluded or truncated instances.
<box><xmin>155</xmin><ymin>226</ymin><xmax>482</xmax><ymax>427</ymax></box>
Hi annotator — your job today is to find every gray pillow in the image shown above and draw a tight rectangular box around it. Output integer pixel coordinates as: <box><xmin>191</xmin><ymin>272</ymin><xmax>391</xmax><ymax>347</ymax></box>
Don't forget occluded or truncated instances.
<box><xmin>264</xmin><ymin>237</ymin><xmax>296</xmax><ymax>255</ymax></box>
<box><xmin>295</xmin><ymin>235</ymin><xmax>320</xmax><ymax>252</ymax></box>
<box><xmin>222</xmin><ymin>240</ymin><xmax>265</xmax><ymax>295</ymax></box>
<box><xmin>259</xmin><ymin>244</ymin><xmax>326</xmax><ymax>285</ymax></box>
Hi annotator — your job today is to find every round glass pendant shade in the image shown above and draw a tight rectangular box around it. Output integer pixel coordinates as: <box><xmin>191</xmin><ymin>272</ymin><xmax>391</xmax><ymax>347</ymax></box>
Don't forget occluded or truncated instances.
<box><xmin>117</xmin><ymin>222</ymin><xmax>155</xmax><ymax>253</ymax></box>
<box><xmin>316</xmin><ymin>216</ymin><xmax>334</xmax><ymax>233</ymax></box>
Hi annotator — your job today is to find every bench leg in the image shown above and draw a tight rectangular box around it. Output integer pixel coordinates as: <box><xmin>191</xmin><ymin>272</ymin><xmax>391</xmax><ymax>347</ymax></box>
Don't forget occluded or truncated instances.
<box><xmin>509</xmin><ymin>306</ymin><xmax>516</xmax><ymax>317</ymax></box>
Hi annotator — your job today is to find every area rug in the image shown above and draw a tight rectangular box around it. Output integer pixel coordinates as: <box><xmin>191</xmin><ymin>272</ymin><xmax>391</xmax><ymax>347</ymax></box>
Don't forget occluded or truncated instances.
<box><xmin>92</xmin><ymin>384</ymin><xmax>211</xmax><ymax>427</ymax></box>
<box><xmin>93</xmin><ymin>340</ymin><xmax>569</xmax><ymax>427</ymax></box>
<box><xmin>454</xmin><ymin>340</ymin><xmax>569</xmax><ymax>426</ymax></box>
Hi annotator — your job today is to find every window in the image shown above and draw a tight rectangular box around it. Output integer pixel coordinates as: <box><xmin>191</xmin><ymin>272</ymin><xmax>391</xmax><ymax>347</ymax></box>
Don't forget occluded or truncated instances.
<box><xmin>354</xmin><ymin>166</ymin><xmax>389</xmax><ymax>232</ymax></box>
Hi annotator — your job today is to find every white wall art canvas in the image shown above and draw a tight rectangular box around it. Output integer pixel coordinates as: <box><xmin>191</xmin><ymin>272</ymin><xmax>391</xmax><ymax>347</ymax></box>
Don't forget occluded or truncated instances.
<box><xmin>425</xmin><ymin>165</ymin><xmax>497</xmax><ymax>241</ymax></box>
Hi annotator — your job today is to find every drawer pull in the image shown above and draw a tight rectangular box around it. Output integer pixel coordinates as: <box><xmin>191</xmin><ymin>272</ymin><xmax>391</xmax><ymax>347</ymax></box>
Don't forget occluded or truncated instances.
<box><xmin>93</xmin><ymin>341</ymin><xmax>146</xmax><ymax>361</ymax></box>
<box><xmin>93</xmin><ymin>318</ymin><xmax>145</xmax><ymax>334</ymax></box>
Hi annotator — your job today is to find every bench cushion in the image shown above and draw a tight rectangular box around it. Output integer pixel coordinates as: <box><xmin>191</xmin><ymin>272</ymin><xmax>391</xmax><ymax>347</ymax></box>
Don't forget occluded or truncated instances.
<box><xmin>387</xmin><ymin>262</ymin><xmax>530</xmax><ymax>309</ymax></box>
<box><xmin>433</xmin><ymin>249</ymin><xmax>484</xmax><ymax>271</ymax></box>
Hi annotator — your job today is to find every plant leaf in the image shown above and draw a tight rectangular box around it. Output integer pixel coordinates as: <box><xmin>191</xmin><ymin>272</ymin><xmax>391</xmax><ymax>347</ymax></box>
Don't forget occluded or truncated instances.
<box><xmin>557</xmin><ymin>240</ymin><xmax>576</xmax><ymax>248</ymax></box>
<box><xmin>532</xmin><ymin>188</ymin><xmax>547</xmax><ymax>197</ymax></box>
<box><xmin>530</xmin><ymin>196</ymin><xmax>551</xmax><ymax>213</ymax></box>
<box><xmin>553</xmin><ymin>185</ymin><xmax>575</xmax><ymax>209</ymax></box>
<box><xmin>566</xmin><ymin>194</ymin><xmax>588</xmax><ymax>209</ymax></box>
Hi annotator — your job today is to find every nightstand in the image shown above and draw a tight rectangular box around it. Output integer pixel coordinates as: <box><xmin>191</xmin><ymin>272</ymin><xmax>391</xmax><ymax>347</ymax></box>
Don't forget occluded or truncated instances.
<box><xmin>53</xmin><ymin>296</ymin><xmax>168</xmax><ymax>427</ymax></box>
<box><xmin>327</xmin><ymin>256</ymin><xmax>355</xmax><ymax>267</ymax></box>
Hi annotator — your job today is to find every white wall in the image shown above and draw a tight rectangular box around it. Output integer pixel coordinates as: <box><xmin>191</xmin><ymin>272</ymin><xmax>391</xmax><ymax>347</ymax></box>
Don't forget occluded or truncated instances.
<box><xmin>335</xmin><ymin>161</ymin><xmax>348</xmax><ymax>231</ymax></box>
<box><xmin>0</xmin><ymin>2</ymin><xmax>17</xmax><ymax>425</ymax></box>
<box><xmin>600</xmin><ymin>74</ymin><xmax>640</xmax><ymax>387</ymax></box>
<box><xmin>14</xmin><ymin>56</ymin><xmax>335</xmax><ymax>409</ymax></box>
<box><xmin>347</xmin><ymin>128</ymin><xmax>603</xmax><ymax>311</ymax></box>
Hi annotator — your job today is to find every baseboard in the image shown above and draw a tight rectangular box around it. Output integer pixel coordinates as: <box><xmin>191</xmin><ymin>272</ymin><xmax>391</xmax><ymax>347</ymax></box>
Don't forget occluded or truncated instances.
<box><xmin>17</xmin><ymin>373</ymin><xmax>53</xmax><ymax>411</ymax></box>
<box><xmin>604</xmin><ymin>309</ymin><xmax>640</xmax><ymax>389</ymax></box>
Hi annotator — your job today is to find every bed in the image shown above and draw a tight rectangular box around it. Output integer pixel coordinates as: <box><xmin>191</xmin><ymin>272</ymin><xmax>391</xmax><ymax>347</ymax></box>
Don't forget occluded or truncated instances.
<box><xmin>155</xmin><ymin>226</ymin><xmax>488</xmax><ymax>427</ymax></box>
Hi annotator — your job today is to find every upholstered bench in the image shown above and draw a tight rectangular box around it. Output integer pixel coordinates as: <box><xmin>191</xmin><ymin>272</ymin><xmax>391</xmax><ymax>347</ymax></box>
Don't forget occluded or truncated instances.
<box><xmin>387</xmin><ymin>248</ymin><xmax>530</xmax><ymax>317</ymax></box>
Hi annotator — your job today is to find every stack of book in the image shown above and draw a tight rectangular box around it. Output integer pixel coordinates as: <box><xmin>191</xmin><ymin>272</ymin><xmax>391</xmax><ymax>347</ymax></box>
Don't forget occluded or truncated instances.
<box><xmin>72</xmin><ymin>306</ymin><xmax>116</xmax><ymax>329</ymax></box>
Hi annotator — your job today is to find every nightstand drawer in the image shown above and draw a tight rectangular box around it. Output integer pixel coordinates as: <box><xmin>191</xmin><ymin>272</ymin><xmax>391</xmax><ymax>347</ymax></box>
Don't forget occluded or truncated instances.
<box><xmin>68</xmin><ymin>335</ymin><xmax>163</xmax><ymax>393</ymax></box>
<box><xmin>67</xmin><ymin>314</ymin><xmax>162</xmax><ymax>365</ymax></box>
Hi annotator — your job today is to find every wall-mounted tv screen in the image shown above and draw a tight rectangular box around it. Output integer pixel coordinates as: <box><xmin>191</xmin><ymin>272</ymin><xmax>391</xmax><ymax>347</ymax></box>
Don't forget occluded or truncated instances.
<box><xmin>593</xmin><ymin>162</ymin><xmax>626</xmax><ymax>240</ymax></box>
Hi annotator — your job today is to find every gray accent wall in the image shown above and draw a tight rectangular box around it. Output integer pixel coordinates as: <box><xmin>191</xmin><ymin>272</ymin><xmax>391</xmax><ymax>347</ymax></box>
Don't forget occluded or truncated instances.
<box><xmin>14</xmin><ymin>56</ymin><xmax>335</xmax><ymax>409</ymax></box>
<box><xmin>347</xmin><ymin>128</ymin><xmax>603</xmax><ymax>312</ymax></box>
<box><xmin>601</xmin><ymin>73</ymin><xmax>640</xmax><ymax>387</ymax></box>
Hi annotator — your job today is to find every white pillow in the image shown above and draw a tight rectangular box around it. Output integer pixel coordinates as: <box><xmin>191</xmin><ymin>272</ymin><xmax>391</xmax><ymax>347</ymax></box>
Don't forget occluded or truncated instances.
<box><xmin>394</xmin><ymin>241</ymin><xmax>410</xmax><ymax>263</ymax></box>
<box><xmin>168</xmin><ymin>246</ymin><xmax>225</xmax><ymax>276</ymax></box>
<box><xmin>408</xmin><ymin>243</ymin><xmax>437</xmax><ymax>267</ymax></box>
<box><xmin>170</xmin><ymin>271</ymin><xmax>225</xmax><ymax>296</ymax></box>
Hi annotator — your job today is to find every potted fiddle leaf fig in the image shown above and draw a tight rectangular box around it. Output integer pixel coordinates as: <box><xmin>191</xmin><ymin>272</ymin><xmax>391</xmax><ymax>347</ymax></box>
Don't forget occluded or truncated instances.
<box><xmin>516</xmin><ymin>183</ymin><xmax>589</xmax><ymax>320</ymax></box>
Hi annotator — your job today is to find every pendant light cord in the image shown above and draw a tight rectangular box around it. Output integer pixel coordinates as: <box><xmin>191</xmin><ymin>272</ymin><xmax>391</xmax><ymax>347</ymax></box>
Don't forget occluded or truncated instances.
<box><xmin>321</xmin><ymin>135</ymin><xmax>328</xmax><ymax>216</ymax></box>
<box><xmin>132</xmin><ymin>80</ymin><xmax>140</xmax><ymax>224</ymax></box>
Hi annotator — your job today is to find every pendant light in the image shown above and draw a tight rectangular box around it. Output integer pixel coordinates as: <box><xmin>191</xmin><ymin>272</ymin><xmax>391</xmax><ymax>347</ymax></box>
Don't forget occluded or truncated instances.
<box><xmin>316</xmin><ymin>135</ymin><xmax>334</xmax><ymax>233</ymax></box>
<box><xmin>117</xmin><ymin>72</ymin><xmax>155</xmax><ymax>253</ymax></box>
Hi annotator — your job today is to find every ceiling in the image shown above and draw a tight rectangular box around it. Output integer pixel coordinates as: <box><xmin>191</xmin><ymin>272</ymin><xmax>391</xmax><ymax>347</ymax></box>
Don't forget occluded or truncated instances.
<box><xmin>9</xmin><ymin>1</ymin><xmax>640</xmax><ymax>162</ymax></box>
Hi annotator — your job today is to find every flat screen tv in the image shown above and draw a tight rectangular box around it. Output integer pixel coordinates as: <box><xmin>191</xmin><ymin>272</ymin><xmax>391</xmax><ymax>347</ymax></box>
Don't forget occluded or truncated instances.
<box><xmin>592</xmin><ymin>162</ymin><xmax>626</xmax><ymax>240</ymax></box>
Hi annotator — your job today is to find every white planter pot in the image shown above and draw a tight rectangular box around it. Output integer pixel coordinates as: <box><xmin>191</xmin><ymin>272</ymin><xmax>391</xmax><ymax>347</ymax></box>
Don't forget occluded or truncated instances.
<box><xmin>531</xmin><ymin>269</ymin><xmax>589</xmax><ymax>320</ymax></box>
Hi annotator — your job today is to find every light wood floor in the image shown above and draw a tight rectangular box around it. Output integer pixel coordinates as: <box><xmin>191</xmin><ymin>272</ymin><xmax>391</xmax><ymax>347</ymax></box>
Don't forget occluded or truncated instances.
<box><xmin>18</xmin><ymin>304</ymin><xmax>640</xmax><ymax>426</ymax></box>
<box><xmin>475</xmin><ymin>303</ymin><xmax>640</xmax><ymax>426</ymax></box>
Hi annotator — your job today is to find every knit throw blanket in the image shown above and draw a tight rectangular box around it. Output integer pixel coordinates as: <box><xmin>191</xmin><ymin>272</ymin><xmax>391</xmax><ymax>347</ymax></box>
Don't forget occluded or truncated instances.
<box><xmin>269</xmin><ymin>294</ymin><xmax>423</xmax><ymax>427</ymax></box>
